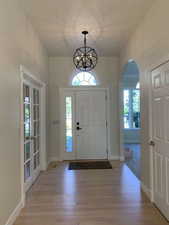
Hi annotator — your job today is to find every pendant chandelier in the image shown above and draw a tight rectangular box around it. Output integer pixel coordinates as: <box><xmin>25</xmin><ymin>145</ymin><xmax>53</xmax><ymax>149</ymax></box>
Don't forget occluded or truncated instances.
<box><xmin>73</xmin><ymin>31</ymin><xmax>98</xmax><ymax>72</ymax></box>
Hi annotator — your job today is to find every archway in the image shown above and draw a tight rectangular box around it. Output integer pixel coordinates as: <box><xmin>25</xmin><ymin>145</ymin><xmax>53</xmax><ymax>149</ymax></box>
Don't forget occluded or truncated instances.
<box><xmin>121</xmin><ymin>60</ymin><xmax>141</xmax><ymax>179</ymax></box>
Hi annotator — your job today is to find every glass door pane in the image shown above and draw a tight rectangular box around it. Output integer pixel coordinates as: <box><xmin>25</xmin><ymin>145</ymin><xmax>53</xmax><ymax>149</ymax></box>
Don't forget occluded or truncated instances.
<box><xmin>23</xmin><ymin>84</ymin><xmax>32</xmax><ymax>183</ymax></box>
<box><xmin>132</xmin><ymin>89</ymin><xmax>140</xmax><ymax>128</ymax></box>
<box><xmin>33</xmin><ymin>88</ymin><xmax>40</xmax><ymax>170</ymax></box>
<box><xmin>123</xmin><ymin>89</ymin><xmax>130</xmax><ymax>128</ymax></box>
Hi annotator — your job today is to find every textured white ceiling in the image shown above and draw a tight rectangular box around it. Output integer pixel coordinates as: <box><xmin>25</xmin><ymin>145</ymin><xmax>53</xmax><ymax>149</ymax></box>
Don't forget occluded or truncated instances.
<box><xmin>23</xmin><ymin>0</ymin><xmax>154</xmax><ymax>56</ymax></box>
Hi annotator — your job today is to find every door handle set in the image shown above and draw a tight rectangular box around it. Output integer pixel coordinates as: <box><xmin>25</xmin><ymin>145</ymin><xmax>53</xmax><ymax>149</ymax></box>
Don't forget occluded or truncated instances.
<box><xmin>25</xmin><ymin>136</ymin><xmax>36</xmax><ymax>140</ymax></box>
<box><xmin>76</xmin><ymin>122</ymin><xmax>82</xmax><ymax>130</ymax></box>
<box><xmin>149</xmin><ymin>140</ymin><xmax>155</xmax><ymax>147</ymax></box>
<box><xmin>76</xmin><ymin>127</ymin><xmax>82</xmax><ymax>130</ymax></box>
<box><xmin>30</xmin><ymin>136</ymin><xmax>36</xmax><ymax>140</ymax></box>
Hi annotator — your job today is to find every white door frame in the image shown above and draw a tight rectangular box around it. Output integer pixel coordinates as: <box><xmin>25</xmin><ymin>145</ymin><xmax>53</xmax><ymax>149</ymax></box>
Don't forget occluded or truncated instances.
<box><xmin>119</xmin><ymin>80</ymin><xmax>125</xmax><ymax>161</ymax></box>
<box><xmin>20</xmin><ymin>65</ymin><xmax>47</xmax><ymax>205</ymax></box>
<box><xmin>147</xmin><ymin>68</ymin><xmax>154</xmax><ymax>202</ymax></box>
<box><xmin>59</xmin><ymin>87</ymin><xmax>111</xmax><ymax>161</ymax></box>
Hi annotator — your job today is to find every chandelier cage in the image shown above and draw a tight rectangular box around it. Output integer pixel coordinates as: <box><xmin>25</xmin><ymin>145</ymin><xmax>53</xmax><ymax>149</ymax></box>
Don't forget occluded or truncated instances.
<box><xmin>73</xmin><ymin>31</ymin><xmax>98</xmax><ymax>72</ymax></box>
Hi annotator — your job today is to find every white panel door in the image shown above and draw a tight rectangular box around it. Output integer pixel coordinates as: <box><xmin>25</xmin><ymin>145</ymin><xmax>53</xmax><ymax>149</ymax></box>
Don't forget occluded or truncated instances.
<box><xmin>75</xmin><ymin>90</ymin><xmax>107</xmax><ymax>159</ymax></box>
<box><xmin>151</xmin><ymin>62</ymin><xmax>169</xmax><ymax>220</ymax></box>
<box><xmin>23</xmin><ymin>83</ymin><xmax>41</xmax><ymax>192</ymax></box>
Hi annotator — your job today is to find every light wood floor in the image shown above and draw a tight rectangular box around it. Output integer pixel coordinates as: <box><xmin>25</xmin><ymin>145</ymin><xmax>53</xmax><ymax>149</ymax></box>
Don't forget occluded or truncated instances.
<box><xmin>124</xmin><ymin>144</ymin><xmax>141</xmax><ymax>179</ymax></box>
<box><xmin>14</xmin><ymin>161</ymin><xmax>169</xmax><ymax>225</ymax></box>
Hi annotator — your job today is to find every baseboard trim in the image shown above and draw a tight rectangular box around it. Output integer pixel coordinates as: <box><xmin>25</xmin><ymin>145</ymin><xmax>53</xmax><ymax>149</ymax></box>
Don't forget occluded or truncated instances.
<box><xmin>48</xmin><ymin>157</ymin><xmax>61</xmax><ymax>166</ymax></box>
<box><xmin>108</xmin><ymin>155</ymin><xmax>120</xmax><ymax>160</ymax></box>
<box><xmin>5</xmin><ymin>200</ymin><xmax>24</xmax><ymax>225</ymax></box>
<box><xmin>120</xmin><ymin>156</ymin><xmax>125</xmax><ymax>161</ymax></box>
<box><xmin>49</xmin><ymin>156</ymin><xmax>124</xmax><ymax>163</ymax></box>
<box><xmin>141</xmin><ymin>183</ymin><xmax>152</xmax><ymax>199</ymax></box>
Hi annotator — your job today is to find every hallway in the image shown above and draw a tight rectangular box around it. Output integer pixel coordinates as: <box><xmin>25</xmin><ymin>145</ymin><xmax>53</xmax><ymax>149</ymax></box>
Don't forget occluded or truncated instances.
<box><xmin>14</xmin><ymin>162</ymin><xmax>168</xmax><ymax>225</ymax></box>
<box><xmin>124</xmin><ymin>144</ymin><xmax>141</xmax><ymax>179</ymax></box>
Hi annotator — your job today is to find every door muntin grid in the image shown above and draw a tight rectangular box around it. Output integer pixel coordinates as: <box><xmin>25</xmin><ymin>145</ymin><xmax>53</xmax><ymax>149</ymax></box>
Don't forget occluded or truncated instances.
<box><xmin>23</xmin><ymin>84</ymin><xmax>31</xmax><ymax>182</ymax></box>
<box><xmin>33</xmin><ymin>88</ymin><xmax>40</xmax><ymax>170</ymax></box>
<box><xmin>23</xmin><ymin>84</ymin><xmax>40</xmax><ymax>185</ymax></box>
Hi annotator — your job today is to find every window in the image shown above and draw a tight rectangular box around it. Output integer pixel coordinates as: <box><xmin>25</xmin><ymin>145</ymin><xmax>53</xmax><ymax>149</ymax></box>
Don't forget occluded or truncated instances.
<box><xmin>136</xmin><ymin>82</ymin><xmax>140</xmax><ymax>89</ymax></box>
<box><xmin>72</xmin><ymin>72</ymin><xmax>96</xmax><ymax>86</ymax></box>
<box><xmin>65</xmin><ymin>97</ymin><xmax>73</xmax><ymax>152</ymax></box>
<box><xmin>123</xmin><ymin>89</ymin><xmax>140</xmax><ymax>129</ymax></box>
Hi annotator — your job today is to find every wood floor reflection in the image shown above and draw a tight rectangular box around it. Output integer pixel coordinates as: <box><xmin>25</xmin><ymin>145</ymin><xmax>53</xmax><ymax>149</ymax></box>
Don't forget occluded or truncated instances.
<box><xmin>14</xmin><ymin>161</ymin><xmax>169</xmax><ymax>225</ymax></box>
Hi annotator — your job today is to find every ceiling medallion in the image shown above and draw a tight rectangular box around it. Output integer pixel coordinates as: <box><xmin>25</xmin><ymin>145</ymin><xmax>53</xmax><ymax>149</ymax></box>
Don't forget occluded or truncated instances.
<box><xmin>73</xmin><ymin>31</ymin><xmax>98</xmax><ymax>72</ymax></box>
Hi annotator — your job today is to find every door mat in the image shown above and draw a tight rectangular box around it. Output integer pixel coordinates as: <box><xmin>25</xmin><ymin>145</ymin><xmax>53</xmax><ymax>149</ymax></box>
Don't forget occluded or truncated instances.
<box><xmin>68</xmin><ymin>161</ymin><xmax>112</xmax><ymax>170</ymax></box>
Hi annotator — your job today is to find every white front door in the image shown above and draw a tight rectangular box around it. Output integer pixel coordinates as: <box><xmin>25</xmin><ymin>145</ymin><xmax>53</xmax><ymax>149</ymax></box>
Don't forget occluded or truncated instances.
<box><xmin>23</xmin><ymin>82</ymin><xmax>41</xmax><ymax>192</ymax></box>
<box><xmin>151</xmin><ymin>62</ymin><xmax>169</xmax><ymax>220</ymax></box>
<box><xmin>76</xmin><ymin>91</ymin><xmax>107</xmax><ymax>159</ymax></box>
<box><xmin>61</xmin><ymin>89</ymin><xmax>108</xmax><ymax>160</ymax></box>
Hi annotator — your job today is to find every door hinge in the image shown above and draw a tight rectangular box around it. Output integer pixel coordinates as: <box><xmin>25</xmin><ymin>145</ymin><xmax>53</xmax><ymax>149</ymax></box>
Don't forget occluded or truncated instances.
<box><xmin>106</xmin><ymin>121</ymin><xmax>108</xmax><ymax>127</ymax></box>
<box><xmin>106</xmin><ymin>148</ymin><xmax>109</xmax><ymax>157</ymax></box>
<box><xmin>105</xmin><ymin>95</ymin><xmax>107</xmax><ymax>101</ymax></box>
<box><xmin>149</xmin><ymin>140</ymin><xmax>155</xmax><ymax>147</ymax></box>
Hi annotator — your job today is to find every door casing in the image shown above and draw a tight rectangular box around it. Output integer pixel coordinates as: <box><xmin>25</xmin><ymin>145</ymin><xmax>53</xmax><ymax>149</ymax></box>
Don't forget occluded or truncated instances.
<box><xmin>59</xmin><ymin>87</ymin><xmax>111</xmax><ymax>161</ymax></box>
<box><xmin>20</xmin><ymin>65</ymin><xmax>47</xmax><ymax>206</ymax></box>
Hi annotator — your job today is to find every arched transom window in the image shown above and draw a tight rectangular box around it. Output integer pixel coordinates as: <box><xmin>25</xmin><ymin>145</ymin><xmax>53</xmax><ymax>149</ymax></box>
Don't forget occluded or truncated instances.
<box><xmin>72</xmin><ymin>72</ymin><xmax>97</xmax><ymax>86</ymax></box>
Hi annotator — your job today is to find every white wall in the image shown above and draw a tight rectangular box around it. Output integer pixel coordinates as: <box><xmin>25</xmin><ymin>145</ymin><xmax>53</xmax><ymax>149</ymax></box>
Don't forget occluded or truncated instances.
<box><xmin>49</xmin><ymin>56</ymin><xmax>120</xmax><ymax>160</ymax></box>
<box><xmin>0</xmin><ymin>0</ymin><xmax>49</xmax><ymax>224</ymax></box>
<box><xmin>120</xmin><ymin>0</ymin><xmax>169</xmax><ymax>191</ymax></box>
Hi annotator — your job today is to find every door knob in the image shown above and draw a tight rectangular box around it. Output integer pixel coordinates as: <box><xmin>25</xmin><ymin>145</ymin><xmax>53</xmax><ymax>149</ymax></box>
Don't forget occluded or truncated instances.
<box><xmin>76</xmin><ymin>127</ymin><xmax>82</xmax><ymax>130</ymax></box>
<box><xmin>149</xmin><ymin>140</ymin><xmax>155</xmax><ymax>146</ymax></box>
<box><xmin>25</xmin><ymin>136</ymin><xmax>30</xmax><ymax>140</ymax></box>
<box><xmin>30</xmin><ymin>136</ymin><xmax>36</xmax><ymax>140</ymax></box>
<box><xmin>25</xmin><ymin>136</ymin><xmax>35</xmax><ymax>140</ymax></box>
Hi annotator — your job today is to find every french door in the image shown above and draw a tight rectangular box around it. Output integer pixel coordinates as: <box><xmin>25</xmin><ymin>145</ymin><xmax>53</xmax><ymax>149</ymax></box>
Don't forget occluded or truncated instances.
<box><xmin>151</xmin><ymin>61</ymin><xmax>169</xmax><ymax>220</ymax></box>
<box><xmin>61</xmin><ymin>89</ymin><xmax>108</xmax><ymax>160</ymax></box>
<box><xmin>23</xmin><ymin>82</ymin><xmax>41</xmax><ymax>192</ymax></box>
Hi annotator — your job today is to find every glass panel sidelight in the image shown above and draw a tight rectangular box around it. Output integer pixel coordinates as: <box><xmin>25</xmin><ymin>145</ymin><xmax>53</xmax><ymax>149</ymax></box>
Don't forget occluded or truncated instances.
<box><xmin>132</xmin><ymin>89</ymin><xmax>140</xmax><ymax>128</ymax></box>
<box><xmin>123</xmin><ymin>90</ymin><xmax>130</xmax><ymax>128</ymax></box>
<box><xmin>65</xmin><ymin>97</ymin><xmax>73</xmax><ymax>152</ymax></box>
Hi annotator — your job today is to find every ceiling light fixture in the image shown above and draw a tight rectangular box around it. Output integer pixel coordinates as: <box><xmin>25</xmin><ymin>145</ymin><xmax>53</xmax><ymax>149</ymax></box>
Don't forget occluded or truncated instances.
<box><xmin>73</xmin><ymin>31</ymin><xmax>98</xmax><ymax>72</ymax></box>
